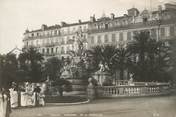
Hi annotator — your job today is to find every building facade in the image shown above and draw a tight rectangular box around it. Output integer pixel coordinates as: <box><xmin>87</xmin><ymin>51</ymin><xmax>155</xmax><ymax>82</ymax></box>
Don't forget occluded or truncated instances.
<box><xmin>88</xmin><ymin>3</ymin><xmax>176</xmax><ymax>48</ymax></box>
<box><xmin>23</xmin><ymin>20</ymin><xmax>89</xmax><ymax>59</ymax></box>
<box><xmin>23</xmin><ymin>3</ymin><xmax>176</xmax><ymax>59</ymax></box>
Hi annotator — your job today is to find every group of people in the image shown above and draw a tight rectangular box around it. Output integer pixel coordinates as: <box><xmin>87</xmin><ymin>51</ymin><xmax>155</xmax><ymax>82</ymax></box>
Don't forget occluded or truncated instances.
<box><xmin>10</xmin><ymin>82</ymin><xmax>46</xmax><ymax>108</ymax></box>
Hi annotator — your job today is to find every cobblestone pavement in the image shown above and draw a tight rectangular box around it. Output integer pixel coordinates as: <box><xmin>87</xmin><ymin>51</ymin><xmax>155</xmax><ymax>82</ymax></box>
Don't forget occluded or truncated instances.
<box><xmin>11</xmin><ymin>94</ymin><xmax>176</xmax><ymax>117</ymax></box>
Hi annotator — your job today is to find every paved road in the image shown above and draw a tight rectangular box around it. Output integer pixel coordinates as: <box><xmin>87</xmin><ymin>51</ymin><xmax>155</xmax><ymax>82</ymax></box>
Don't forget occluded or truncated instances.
<box><xmin>11</xmin><ymin>94</ymin><xmax>176</xmax><ymax>117</ymax></box>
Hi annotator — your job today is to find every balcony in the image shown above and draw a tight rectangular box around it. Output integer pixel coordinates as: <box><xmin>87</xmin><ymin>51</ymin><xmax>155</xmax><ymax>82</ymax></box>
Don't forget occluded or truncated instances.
<box><xmin>88</xmin><ymin>19</ymin><xmax>176</xmax><ymax>34</ymax></box>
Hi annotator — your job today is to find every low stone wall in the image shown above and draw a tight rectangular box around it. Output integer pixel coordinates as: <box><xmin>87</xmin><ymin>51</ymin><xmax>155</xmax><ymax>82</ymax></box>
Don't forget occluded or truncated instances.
<box><xmin>87</xmin><ymin>82</ymin><xmax>170</xmax><ymax>99</ymax></box>
<box><xmin>95</xmin><ymin>83</ymin><xmax>170</xmax><ymax>98</ymax></box>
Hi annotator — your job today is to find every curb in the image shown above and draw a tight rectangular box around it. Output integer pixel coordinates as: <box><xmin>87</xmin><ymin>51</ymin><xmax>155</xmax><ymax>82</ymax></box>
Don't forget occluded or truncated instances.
<box><xmin>46</xmin><ymin>99</ymin><xmax>90</xmax><ymax>106</ymax></box>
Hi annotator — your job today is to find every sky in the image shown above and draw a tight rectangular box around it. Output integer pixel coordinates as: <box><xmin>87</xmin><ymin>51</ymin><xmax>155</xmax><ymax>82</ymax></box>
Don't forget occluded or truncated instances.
<box><xmin>0</xmin><ymin>0</ymin><xmax>174</xmax><ymax>54</ymax></box>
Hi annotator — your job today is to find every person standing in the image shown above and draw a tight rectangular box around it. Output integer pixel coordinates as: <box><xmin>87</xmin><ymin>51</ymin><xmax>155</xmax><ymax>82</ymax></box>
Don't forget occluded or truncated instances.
<box><xmin>33</xmin><ymin>86</ymin><xmax>41</xmax><ymax>106</ymax></box>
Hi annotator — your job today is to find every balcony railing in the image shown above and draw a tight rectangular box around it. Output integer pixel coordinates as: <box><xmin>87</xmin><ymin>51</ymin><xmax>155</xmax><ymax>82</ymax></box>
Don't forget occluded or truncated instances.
<box><xmin>95</xmin><ymin>83</ymin><xmax>170</xmax><ymax>98</ymax></box>
<box><xmin>88</xmin><ymin>19</ymin><xmax>176</xmax><ymax>34</ymax></box>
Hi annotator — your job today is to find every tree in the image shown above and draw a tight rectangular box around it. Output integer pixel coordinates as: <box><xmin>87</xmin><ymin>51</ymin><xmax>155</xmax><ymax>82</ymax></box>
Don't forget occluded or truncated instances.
<box><xmin>0</xmin><ymin>54</ymin><xmax>18</xmax><ymax>89</ymax></box>
<box><xmin>128</xmin><ymin>31</ymin><xmax>170</xmax><ymax>82</ymax></box>
<box><xmin>18</xmin><ymin>47</ymin><xmax>44</xmax><ymax>82</ymax></box>
<box><xmin>44</xmin><ymin>57</ymin><xmax>62</xmax><ymax>81</ymax></box>
<box><xmin>0</xmin><ymin>53</ymin><xmax>18</xmax><ymax>117</ymax></box>
<box><xmin>166</xmin><ymin>39</ymin><xmax>176</xmax><ymax>84</ymax></box>
<box><xmin>111</xmin><ymin>45</ymin><xmax>131</xmax><ymax>80</ymax></box>
<box><xmin>146</xmin><ymin>40</ymin><xmax>170</xmax><ymax>81</ymax></box>
<box><xmin>88</xmin><ymin>45</ymin><xmax>117</xmax><ymax>72</ymax></box>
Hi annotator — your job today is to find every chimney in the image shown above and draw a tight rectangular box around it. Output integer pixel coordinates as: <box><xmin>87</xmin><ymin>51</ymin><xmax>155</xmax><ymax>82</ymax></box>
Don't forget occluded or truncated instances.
<box><xmin>110</xmin><ymin>13</ymin><xmax>115</xmax><ymax>19</ymax></box>
<box><xmin>78</xmin><ymin>19</ymin><xmax>82</xmax><ymax>23</ymax></box>
<box><xmin>41</xmin><ymin>24</ymin><xmax>47</xmax><ymax>31</ymax></box>
<box><xmin>124</xmin><ymin>14</ymin><xmax>128</xmax><ymax>17</ymax></box>
<box><xmin>90</xmin><ymin>15</ymin><xmax>96</xmax><ymax>22</ymax></box>
<box><xmin>158</xmin><ymin>5</ymin><xmax>162</xmax><ymax>12</ymax></box>
<box><xmin>61</xmin><ymin>21</ymin><xmax>67</xmax><ymax>27</ymax></box>
<box><xmin>25</xmin><ymin>28</ymin><xmax>29</xmax><ymax>33</ymax></box>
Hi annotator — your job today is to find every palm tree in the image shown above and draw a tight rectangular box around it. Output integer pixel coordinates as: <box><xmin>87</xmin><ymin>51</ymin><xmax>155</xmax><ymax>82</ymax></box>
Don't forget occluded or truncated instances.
<box><xmin>129</xmin><ymin>31</ymin><xmax>170</xmax><ymax>81</ymax></box>
<box><xmin>129</xmin><ymin>31</ymin><xmax>150</xmax><ymax>63</ymax></box>
<box><xmin>128</xmin><ymin>31</ymin><xmax>151</xmax><ymax>81</ymax></box>
<box><xmin>111</xmin><ymin>45</ymin><xmax>131</xmax><ymax>80</ymax></box>
<box><xmin>168</xmin><ymin>39</ymin><xmax>176</xmax><ymax>85</ymax></box>
<box><xmin>147</xmin><ymin>40</ymin><xmax>170</xmax><ymax>81</ymax></box>
<box><xmin>88</xmin><ymin>45</ymin><xmax>117</xmax><ymax>72</ymax></box>
<box><xmin>18</xmin><ymin>47</ymin><xmax>44</xmax><ymax>82</ymax></box>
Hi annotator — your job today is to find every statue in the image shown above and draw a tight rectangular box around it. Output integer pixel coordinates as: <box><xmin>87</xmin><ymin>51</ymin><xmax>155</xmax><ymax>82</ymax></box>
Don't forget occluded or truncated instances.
<box><xmin>98</xmin><ymin>61</ymin><xmax>105</xmax><ymax>72</ymax></box>
<box><xmin>60</xmin><ymin>59</ymin><xmax>73</xmax><ymax>79</ymax></box>
<box><xmin>128</xmin><ymin>74</ymin><xmax>134</xmax><ymax>86</ymax></box>
<box><xmin>98</xmin><ymin>61</ymin><xmax>109</xmax><ymax>72</ymax></box>
<box><xmin>76</xmin><ymin>31</ymin><xmax>84</xmax><ymax>57</ymax></box>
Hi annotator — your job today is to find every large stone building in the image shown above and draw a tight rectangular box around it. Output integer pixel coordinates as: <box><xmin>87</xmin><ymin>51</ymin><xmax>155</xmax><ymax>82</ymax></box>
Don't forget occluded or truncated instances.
<box><xmin>88</xmin><ymin>3</ymin><xmax>176</xmax><ymax>48</ymax></box>
<box><xmin>23</xmin><ymin>20</ymin><xmax>89</xmax><ymax>59</ymax></box>
<box><xmin>23</xmin><ymin>3</ymin><xmax>176</xmax><ymax>59</ymax></box>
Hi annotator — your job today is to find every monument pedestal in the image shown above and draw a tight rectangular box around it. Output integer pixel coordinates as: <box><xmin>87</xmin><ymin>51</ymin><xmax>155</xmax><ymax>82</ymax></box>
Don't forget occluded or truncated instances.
<box><xmin>92</xmin><ymin>70</ymin><xmax>111</xmax><ymax>86</ymax></box>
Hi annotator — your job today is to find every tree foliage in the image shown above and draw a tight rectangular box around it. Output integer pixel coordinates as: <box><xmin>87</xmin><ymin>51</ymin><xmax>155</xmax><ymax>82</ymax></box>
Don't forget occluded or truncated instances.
<box><xmin>111</xmin><ymin>46</ymin><xmax>132</xmax><ymax>80</ymax></box>
<box><xmin>88</xmin><ymin>45</ymin><xmax>117</xmax><ymax>72</ymax></box>
<box><xmin>0</xmin><ymin>54</ymin><xmax>18</xmax><ymax>89</ymax></box>
<box><xmin>44</xmin><ymin>57</ymin><xmax>62</xmax><ymax>81</ymax></box>
<box><xmin>128</xmin><ymin>31</ymin><xmax>170</xmax><ymax>82</ymax></box>
<box><xmin>18</xmin><ymin>47</ymin><xmax>44</xmax><ymax>82</ymax></box>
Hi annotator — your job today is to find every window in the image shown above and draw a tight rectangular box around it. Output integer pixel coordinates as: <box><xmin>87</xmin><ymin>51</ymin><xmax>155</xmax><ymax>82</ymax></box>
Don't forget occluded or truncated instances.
<box><xmin>66</xmin><ymin>36</ymin><xmax>70</xmax><ymax>44</ymax></box>
<box><xmin>151</xmin><ymin>29</ymin><xmax>157</xmax><ymax>38</ymax></box>
<box><xmin>54</xmin><ymin>30</ymin><xmax>57</xmax><ymax>35</ymax></box>
<box><xmin>67</xmin><ymin>28</ymin><xmax>70</xmax><ymax>34</ymax></box>
<box><xmin>91</xmin><ymin>36</ymin><xmax>94</xmax><ymax>44</ymax></box>
<box><xmin>112</xmin><ymin>34</ymin><xmax>116</xmax><ymax>42</ymax></box>
<box><xmin>67</xmin><ymin>46</ymin><xmax>70</xmax><ymax>53</ymax></box>
<box><xmin>73</xmin><ymin>27</ymin><xmax>75</xmax><ymax>32</ymax></box>
<box><xmin>47</xmin><ymin>32</ymin><xmax>50</xmax><ymax>36</ymax></box>
<box><xmin>170</xmin><ymin>26</ymin><xmax>175</xmax><ymax>36</ymax></box>
<box><xmin>101</xmin><ymin>23</ymin><xmax>104</xmax><ymax>28</ymax></box>
<box><xmin>160</xmin><ymin>28</ymin><xmax>165</xmax><ymax>37</ymax></box>
<box><xmin>104</xmin><ymin>34</ymin><xmax>108</xmax><ymax>43</ymax></box>
<box><xmin>31</xmin><ymin>41</ymin><xmax>33</xmax><ymax>46</ymax></box>
<box><xmin>51</xmin><ymin>48</ymin><xmax>53</xmax><ymax>53</ymax></box>
<box><xmin>58</xmin><ymin>30</ymin><xmax>61</xmax><ymax>35</ymax></box>
<box><xmin>143</xmin><ymin>18</ymin><xmax>148</xmax><ymax>23</ymax></box>
<box><xmin>47</xmin><ymin>48</ymin><xmax>49</xmax><ymax>54</ymax></box>
<box><xmin>119</xmin><ymin>33</ymin><xmax>123</xmax><ymax>41</ymax></box>
<box><xmin>56</xmin><ymin>47</ymin><xmax>58</xmax><ymax>53</ymax></box>
<box><xmin>83</xmin><ymin>35</ymin><xmax>86</xmax><ymax>39</ymax></box>
<box><xmin>127</xmin><ymin>32</ymin><xmax>131</xmax><ymax>41</ymax></box>
<box><xmin>36</xmin><ymin>40</ymin><xmax>39</xmax><ymax>45</ymax></box>
<box><xmin>84</xmin><ymin>26</ymin><xmax>87</xmax><ymax>31</ymax></box>
<box><xmin>97</xmin><ymin>25</ymin><xmax>100</xmax><ymax>29</ymax></box>
<box><xmin>61</xmin><ymin>47</ymin><xmax>64</xmax><ymax>54</ymax></box>
<box><xmin>42</xmin><ymin>48</ymin><xmax>45</xmax><ymax>53</ymax></box>
<box><xmin>97</xmin><ymin>35</ymin><xmax>102</xmax><ymax>43</ymax></box>
<box><xmin>105</xmin><ymin>24</ymin><xmax>108</xmax><ymax>30</ymax></box>
<box><xmin>72</xmin><ymin>36</ymin><xmax>75</xmax><ymax>39</ymax></box>
<box><xmin>61</xmin><ymin>38</ymin><xmax>64</xmax><ymax>44</ymax></box>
